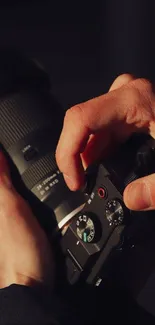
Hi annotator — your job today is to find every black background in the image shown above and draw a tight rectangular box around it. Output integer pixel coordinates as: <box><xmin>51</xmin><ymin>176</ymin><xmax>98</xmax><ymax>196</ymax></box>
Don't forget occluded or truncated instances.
<box><xmin>0</xmin><ymin>0</ymin><xmax>155</xmax><ymax>110</ymax></box>
<box><xmin>0</xmin><ymin>0</ymin><xmax>155</xmax><ymax>316</ymax></box>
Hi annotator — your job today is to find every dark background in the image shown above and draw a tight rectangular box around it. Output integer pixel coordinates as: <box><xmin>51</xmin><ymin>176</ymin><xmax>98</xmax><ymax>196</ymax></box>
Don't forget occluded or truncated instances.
<box><xmin>0</xmin><ymin>0</ymin><xmax>155</xmax><ymax>110</ymax></box>
<box><xmin>0</xmin><ymin>0</ymin><xmax>155</xmax><ymax>316</ymax></box>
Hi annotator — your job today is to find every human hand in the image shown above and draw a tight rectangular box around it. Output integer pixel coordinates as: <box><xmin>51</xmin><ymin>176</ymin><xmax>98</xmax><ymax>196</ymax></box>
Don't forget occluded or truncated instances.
<box><xmin>56</xmin><ymin>74</ymin><xmax>155</xmax><ymax>211</ymax></box>
<box><xmin>0</xmin><ymin>152</ymin><xmax>53</xmax><ymax>289</ymax></box>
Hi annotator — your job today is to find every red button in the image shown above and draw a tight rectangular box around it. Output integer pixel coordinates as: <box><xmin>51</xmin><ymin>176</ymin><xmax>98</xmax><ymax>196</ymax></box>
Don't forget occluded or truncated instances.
<box><xmin>98</xmin><ymin>187</ymin><xmax>106</xmax><ymax>198</ymax></box>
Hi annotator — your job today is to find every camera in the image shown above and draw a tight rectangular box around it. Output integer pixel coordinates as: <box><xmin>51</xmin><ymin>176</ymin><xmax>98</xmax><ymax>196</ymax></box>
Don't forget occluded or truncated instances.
<box><xmin>0</xmin><ymin>50</ymin><xmax>86</xmax><ymax>234</ymax></box>
<box><xmin>1</xmin><ymin>51</ymin><xmax>155</xmax><ymax>306</ymax></box>
<box><xmin>61</xmin><ymin>133</ymin><xmax>155</xmax><ymax>299</ymax></box>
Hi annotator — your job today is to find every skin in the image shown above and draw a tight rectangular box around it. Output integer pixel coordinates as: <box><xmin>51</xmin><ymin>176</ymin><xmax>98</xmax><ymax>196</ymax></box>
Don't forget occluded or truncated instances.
<box><xmin>0</xmin><ymin>152</ymin><xmax>54</xmax><ymax>288</ymax></box>
<box><xmin>1</xmin><ymin>73</ymin><xmax>155</xmax><ymax>288</ymax></box>
<box><xmin>56</xmin><ymin>74</ymin><xmax>155</xmax><ymax>211</ymax></box>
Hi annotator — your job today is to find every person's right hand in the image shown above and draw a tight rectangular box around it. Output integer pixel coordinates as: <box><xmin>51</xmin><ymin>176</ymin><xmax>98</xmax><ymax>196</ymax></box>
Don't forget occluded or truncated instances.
<box><xmin>56</xmin><ymin>74</ymin><xmax>155</xmax><ymax>211</ymax></box>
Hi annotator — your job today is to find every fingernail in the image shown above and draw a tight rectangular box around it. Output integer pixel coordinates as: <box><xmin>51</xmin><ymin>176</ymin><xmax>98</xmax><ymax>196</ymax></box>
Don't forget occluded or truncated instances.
<box><xmin>0</xmin><ymin>173</ymin><xmax>12</xmax><ymax>189</ymax></box>
<box><xmin>63</xmin><ymin>174</ymin><xmax>76</xmax><ymax>191</ymax></box>
<box><xmin>125</xmin><ymin>182</ymin><xmax>151</xmax><ymax>210</ymax></box>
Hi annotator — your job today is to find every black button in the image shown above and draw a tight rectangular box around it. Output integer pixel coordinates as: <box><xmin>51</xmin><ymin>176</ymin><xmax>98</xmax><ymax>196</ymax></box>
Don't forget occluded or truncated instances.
<box><xmin>24</xmin><ymin>146</ymin><xmax>38</xmax><ymax>161</ymax></box>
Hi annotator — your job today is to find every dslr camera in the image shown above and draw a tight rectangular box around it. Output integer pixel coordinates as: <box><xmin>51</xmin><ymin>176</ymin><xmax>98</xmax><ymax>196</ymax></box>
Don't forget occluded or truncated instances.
<box><xmin>1</xmin><ymin>52</ymin><xmax>155</xmax><ymax>305</ymax></box>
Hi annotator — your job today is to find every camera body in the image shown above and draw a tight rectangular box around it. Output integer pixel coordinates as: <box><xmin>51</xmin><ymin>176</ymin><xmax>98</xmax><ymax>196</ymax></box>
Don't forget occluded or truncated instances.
<box><xmin>0</xmin><ymin>51</ymin><xmax>155</xmax><ymax>307</ymax></box>
<box><xmin>61</xmin><ymin>134</ymin><xmax>155</xmax><ymax>299</ymax></box>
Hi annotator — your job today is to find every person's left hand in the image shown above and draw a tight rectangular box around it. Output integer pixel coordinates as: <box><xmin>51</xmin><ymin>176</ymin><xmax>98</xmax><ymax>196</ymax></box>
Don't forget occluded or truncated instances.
<box><xmin>0</xmin><ymin>151</ymin><xmax>54</xmax><ymax>289</ymax></box>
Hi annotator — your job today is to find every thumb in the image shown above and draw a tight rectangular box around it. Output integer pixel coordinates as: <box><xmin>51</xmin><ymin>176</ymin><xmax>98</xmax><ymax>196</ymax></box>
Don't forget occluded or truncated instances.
<box><xmin>0</xmin><ymin>151</ymin><xmax>54</xmax><ymax>288</ymax></box>
<box><xmin>0</xmin><ymin>151</ymin><xmax>33</xmax><ymax>221</ymax></box>
<box><xmin>0</xmin><ymin>151</ymin><xmax>40</xmax><ymax>231</ymax></box>
<box><xmin>0</xmin><ymin>151</ymin><xmax>40</xmax><ymax>226</ymax></box>
<box><xmin>123</xmin><ymin>174</ymin><xmax>155</xmax><ymax>211</ymax></box>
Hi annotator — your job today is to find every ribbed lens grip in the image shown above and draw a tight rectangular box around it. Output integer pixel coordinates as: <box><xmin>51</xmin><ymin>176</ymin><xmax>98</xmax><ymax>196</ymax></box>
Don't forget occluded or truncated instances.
<box><xmin>0</xmin><ymin>90</ymin><xmax>60</xmax><ymax>149</ymax></box>
<box><xmin>22</xmin><ymin>152</ymin><xmax>57</xmax><ymax>189</ymax></box>
<box><xmin>0</xmin><ymin>89</ymin><xmax>64</xmax><ymax>195</ymax></box>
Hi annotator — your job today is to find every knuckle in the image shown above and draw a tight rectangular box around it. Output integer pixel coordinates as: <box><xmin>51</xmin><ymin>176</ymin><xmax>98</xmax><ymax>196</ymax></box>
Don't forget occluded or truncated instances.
<box><xmin>136</xmin><ymin>78</ymin><xmax>152</xmax><ymax>90</ymax></box>
<box><xmin>124</xmin><ymin>78</ymin><xmax>154</xmax><ymax>127</ymax></box>
<box><xmin>64</xmin><ymin>102</ymin><xmax>94</xmax><ymax>132</ymax></box>
<box><xmin>64</xmin><ymin>104</ymin><xmax>84</xmax><ymax>123</ymax></box>
<box><xmin>121</xmin><ymin>73</ymin><xmax>133</xmax><ymax>78</ymax></box>
<box><xmin>129</xmin><ymin>78</ymin><xmax>152</xmax><ymax>97</ymax></box>
<box><xmin>117</xmin><ymin>73</ymin><xmax>134</xmax><ymax>81</ymax></box>
<box><xmin>69</xmin><ymin>103</ymin><xmax>92</xmax><ymax>131</ymax></box>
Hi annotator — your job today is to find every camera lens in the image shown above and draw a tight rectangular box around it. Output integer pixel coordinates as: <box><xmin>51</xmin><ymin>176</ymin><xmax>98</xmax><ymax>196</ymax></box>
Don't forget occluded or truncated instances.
<box><xmin>0</xmin><ymin>51</ymin><xmax>86</xmax><ymax>233</ymax></box>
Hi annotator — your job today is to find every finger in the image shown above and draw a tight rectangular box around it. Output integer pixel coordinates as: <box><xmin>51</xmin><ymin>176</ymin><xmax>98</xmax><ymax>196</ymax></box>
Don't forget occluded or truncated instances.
<box><xmin>80</xmin><ymin>129</ymin><xmax>112</xmax><ymax>170</ymax></box>
<box><xmin>81</xmin><ymin>74</ymin><xmax>136</xmax><ymax>169</ymax></box>
<box><xmin>56</xmin><ymin>78</ymin><xmax>154</xmax><ymax>191</ymax></box>
<box><xmin>123</xmin><ymin>174</ymin><xmax>155</xmax><ymax>211</ymax></box>
<box><xmin>109</xmin><ymin>74</ymin><xmax>135</xmax><ymax>91</ymax></box>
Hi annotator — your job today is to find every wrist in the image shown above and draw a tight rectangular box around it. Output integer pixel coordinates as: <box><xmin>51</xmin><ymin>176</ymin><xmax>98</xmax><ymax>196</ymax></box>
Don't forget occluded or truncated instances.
<box><xmin>0</xmin><ymin>272</ymin><xmax>46</xmax><ymax>289</ymax></box>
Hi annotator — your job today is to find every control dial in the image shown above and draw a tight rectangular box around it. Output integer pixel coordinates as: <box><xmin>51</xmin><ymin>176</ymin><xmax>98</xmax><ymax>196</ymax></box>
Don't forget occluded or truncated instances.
<box><xmin>76</xmin><ymin>213</ymin><xmax>101</xmax><ymax>243</ymax></box>
<box><xmin>105</xmin><ymin>199</ymin><xmax>124</xmax><ymax>226</ymax></box>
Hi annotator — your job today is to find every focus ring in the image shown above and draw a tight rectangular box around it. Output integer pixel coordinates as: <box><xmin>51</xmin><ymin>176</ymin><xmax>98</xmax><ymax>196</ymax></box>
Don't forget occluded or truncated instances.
<box><xmin>0</xmin><ymin>90</ymin><xmax>56</xmax><ymax>148</ymax></box>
